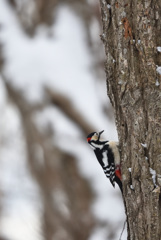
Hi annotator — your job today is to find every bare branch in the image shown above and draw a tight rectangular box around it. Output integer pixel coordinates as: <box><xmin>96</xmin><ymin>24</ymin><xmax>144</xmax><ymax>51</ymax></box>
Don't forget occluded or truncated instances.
<box><xmin>46</xmin><ymin>87</ymin><xmax>95</xmax><ymax>136</ymax></box>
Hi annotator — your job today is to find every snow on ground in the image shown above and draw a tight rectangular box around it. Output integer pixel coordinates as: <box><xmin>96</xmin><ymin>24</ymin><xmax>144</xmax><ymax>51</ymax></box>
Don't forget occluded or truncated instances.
<box><xmin>0</xmin><ymin>1</ymin><xmax>126</xmax><ymax>240</ymax></box>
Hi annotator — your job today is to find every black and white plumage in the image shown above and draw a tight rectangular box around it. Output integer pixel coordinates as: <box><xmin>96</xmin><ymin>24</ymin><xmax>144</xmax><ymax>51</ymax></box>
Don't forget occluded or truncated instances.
<box><xmin>87</xmin><ymin>130</ymin><xmax>122</xmax><ymax>192</ymax></box>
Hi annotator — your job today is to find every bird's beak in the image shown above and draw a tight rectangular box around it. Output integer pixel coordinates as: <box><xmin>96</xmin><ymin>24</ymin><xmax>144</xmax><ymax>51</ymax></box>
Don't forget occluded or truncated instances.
<box><xmin>98</xmin><ymin>130</ymin><xmax>104</xmax><ymax>140</ymax></box>
<box><xmin>99</xmin><ymin>130</ymin><xmax>104</xmax><ymax>135</ymax></box>
<box><xmin>87</xmin><ymin>137</ymin><xmax>91</xmax><ymax>142</ymax></box>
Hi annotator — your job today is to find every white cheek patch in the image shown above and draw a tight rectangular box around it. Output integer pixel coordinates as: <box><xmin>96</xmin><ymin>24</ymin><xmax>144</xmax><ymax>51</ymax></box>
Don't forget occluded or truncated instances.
<box><xmin>92</xmin><ymin>135</ymin><xmax>98</xmax><ymax>141</ymax></box>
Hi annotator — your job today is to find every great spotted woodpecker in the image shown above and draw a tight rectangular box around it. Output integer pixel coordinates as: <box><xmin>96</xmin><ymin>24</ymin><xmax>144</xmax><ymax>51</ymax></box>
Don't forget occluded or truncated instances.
<box><xmin>87</xmin><ymin>130</ymin><xmax>122</xmax><ymax>192</ymax></box>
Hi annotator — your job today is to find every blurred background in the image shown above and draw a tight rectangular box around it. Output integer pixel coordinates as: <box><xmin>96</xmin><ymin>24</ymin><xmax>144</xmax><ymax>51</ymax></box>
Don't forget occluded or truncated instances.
<box><xmin>0</xmin><ymin>0</ymin><xmax>126</xmax><ymax>240</ymax></box>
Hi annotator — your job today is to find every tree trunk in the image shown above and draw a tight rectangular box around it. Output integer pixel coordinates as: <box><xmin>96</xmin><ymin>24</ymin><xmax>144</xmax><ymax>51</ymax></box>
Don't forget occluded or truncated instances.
<box><xmin>100</xmin><ymin>0</ymin><xmax>161</xmax><ymax>239</ymax></box>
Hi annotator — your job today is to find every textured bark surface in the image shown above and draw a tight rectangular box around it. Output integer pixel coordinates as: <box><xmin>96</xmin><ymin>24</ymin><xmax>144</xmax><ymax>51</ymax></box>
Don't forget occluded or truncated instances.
<box><xmin>100</xmin><ymin>0</ymin><xmax>161</xmax><ymax>239</ymax></box>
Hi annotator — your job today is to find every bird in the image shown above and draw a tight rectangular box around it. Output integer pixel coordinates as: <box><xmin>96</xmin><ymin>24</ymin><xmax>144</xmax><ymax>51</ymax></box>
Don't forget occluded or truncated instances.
<box><xmin>87</xmin><ymin>130</ymin><xmax>122</xmax><ymax>192</ymax></box>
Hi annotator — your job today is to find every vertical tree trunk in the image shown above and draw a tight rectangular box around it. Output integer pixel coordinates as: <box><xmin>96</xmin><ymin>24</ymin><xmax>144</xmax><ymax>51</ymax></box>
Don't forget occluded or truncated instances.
<box><xmin>100</xmin><ymin>0</ymin><xmax>161</xmax><ymax>239</ymax></box>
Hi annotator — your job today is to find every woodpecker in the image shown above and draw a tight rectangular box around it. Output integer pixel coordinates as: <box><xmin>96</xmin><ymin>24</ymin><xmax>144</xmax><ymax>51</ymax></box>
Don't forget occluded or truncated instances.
<box><xmin>87</xmin><ymin>130</ymin><xmax>122</xmax><ymax>192</ymax></box>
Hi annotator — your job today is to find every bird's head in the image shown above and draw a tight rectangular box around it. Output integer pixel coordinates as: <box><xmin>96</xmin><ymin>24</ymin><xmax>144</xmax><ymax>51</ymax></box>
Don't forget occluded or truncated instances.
<box><xmin>87</xmin><ymin>130</ymin><xmax>108</xmax><ymax>150</ymax></box>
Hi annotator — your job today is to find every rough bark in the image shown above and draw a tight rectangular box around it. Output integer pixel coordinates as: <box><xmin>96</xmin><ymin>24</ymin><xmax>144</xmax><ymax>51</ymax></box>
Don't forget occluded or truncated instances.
<box><xmin>100</xmin><ymin>0</ymin><xmax>161</xmax><ymax>240</ymax></box>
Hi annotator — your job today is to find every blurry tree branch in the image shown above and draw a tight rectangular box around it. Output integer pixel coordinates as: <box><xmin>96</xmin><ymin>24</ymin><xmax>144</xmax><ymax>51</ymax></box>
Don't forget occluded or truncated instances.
<box><xmin>0</xmin><ymin>0</ymin><xmax>120</xmax><ymax>239</ymax></box>
<box><xmin>2</xmin><ymin>78</ymin><xmax>95</xmax><ymax>240</ymax></box>
<box><xmin>46</xmin><ymin>87</ymin><xmax>95</xmax><ymax>135</ymax></box>
<box><xmin>7</xmin><ymin>0</ymin><xmax>105</xmax><ymax>79</ymax></box>
<box><xmin>8</xmin><ymin>0</ymin><xmax>58</xmax><ymax>35</ymax></box>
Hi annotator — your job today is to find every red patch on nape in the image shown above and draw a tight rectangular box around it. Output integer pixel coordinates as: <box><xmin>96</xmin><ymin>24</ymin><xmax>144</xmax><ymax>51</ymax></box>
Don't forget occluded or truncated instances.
<box><xmin>115</xmin><ymin>168</ymin><xmax>122</xmax><ymax>180</ymax></box>
<box><xmin>87</xmin><ymin>137</ymin><xmax>91</xmax><ymax>142</ymax></box>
